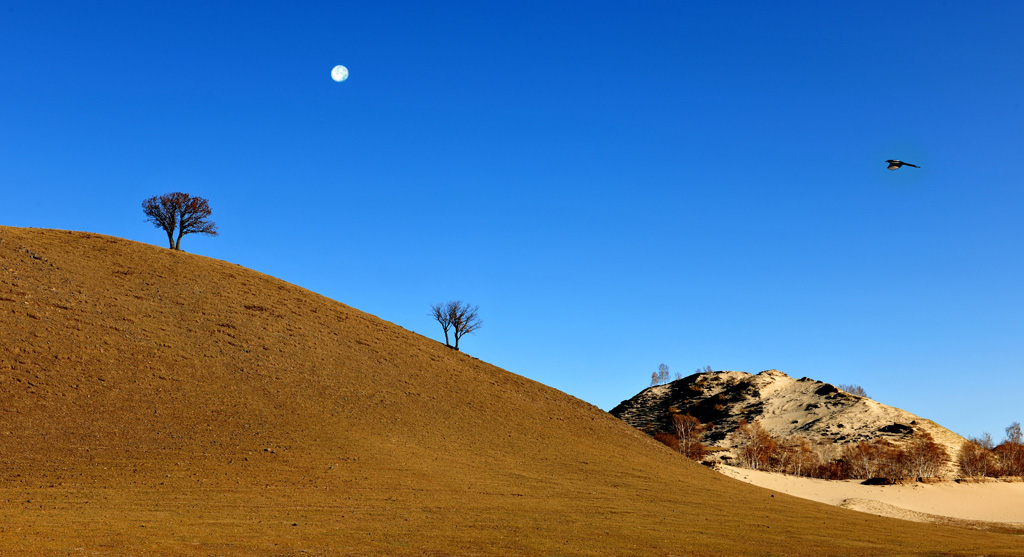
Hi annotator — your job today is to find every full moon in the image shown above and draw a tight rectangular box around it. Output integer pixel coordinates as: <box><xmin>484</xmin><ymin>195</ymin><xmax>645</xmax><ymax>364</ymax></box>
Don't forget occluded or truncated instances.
<box><xmin>331</xmin><ymin>65</ymin><xmax>349</xmax><ymax>82</ymax></box>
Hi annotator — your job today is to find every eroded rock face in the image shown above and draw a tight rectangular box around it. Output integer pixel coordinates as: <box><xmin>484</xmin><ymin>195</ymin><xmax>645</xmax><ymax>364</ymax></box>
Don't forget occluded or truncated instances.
<box><xmin>879</xmin><ymin>423</ymin><xmax>915</xmax><ymax>435</ymax></box>
<box><xmin>610</xmin><ymin>369</ymin><xmax>966</xmax><ymax>472</ymax></box>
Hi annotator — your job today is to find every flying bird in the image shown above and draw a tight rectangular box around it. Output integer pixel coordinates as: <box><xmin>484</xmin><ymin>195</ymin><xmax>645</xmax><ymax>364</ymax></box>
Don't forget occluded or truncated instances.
<box><xmin>886</xmin><ymin>160</ymin><xmax>919</xmax><ymax>170</ymax></box>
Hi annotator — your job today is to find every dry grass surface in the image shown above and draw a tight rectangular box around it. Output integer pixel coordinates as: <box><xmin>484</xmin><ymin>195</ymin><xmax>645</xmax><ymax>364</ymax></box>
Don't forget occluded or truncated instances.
<box><xmin>2</xmin><ymin>226</ymin><xmax>1024</xmax><ymax>555</ymax></box>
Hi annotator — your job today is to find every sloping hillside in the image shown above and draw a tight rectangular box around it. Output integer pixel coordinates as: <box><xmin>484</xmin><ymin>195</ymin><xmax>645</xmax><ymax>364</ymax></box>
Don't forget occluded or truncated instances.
<box><xmin>611</xmin><ymin>369</ymin><xmax>966</xmax><ymax>473</ymax></box>
<box><xmin>2</xmin><ymin>226</ymin><xmax>1022</xmax><ymax>555</ymax></box>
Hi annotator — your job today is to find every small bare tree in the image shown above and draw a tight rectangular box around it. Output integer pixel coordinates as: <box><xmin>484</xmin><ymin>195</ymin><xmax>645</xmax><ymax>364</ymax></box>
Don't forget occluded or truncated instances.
<box><xmin>142</xmin><ymin>192</ymin><xmax>218</xmax><ymax>250</ymax></box>
<box><xmin>450</xmin><ymin>301</ymin><xmax>482</xmax><ymax>351</ymax></box>
<box><xmin>873</xmin><ymin>440</ymin><xmax>911</xmax><ymax>482</ymax></box>
<box><xmin>735</xmin><ymin>419</ymin><xmax>778</xmax><ymax>470</ymax></box>
<box><xmin>650</xmin><ymin>372</ymin><xmax>659</xmax><ymax>387</ymax></box>
<box><xmin>998</xmin><ymin>421</ymin><xmax>1024</xmax><ymax>476</ymax></box>
<box><xmin>958</xmin><ymin>437</ymin><xmax>995</xmax><ymax>478</ymax></box>
<box><xmin>904</xmin><ymin>432</ymin><xmax>948</xmax><ymax>479</ymax></box>
<box><xmin>785</xmin><ymin>436</ymin><xmax>819</xmax><ymax>477</ymax></box>
<box><xmin>837</xmin><ymin>384</ymin><xmax>868</xmax><ymax>398</ymax></box>
<box><xmin>658</xmin><ymin>363</ymin><xmax>670</xmax><ymax>384</ymax></box>
<box><xmin>841</xmin><ymin>441</ymin><xmax>880</xmax><ymax>479</ymax></box>
<box><xmin>671</xmin><ymin>412</ymin><xmax>709</xmax><ymax>461</ymax></box>
<box><xmin>429</xmin><ymin>302</ymin><xmax>454</xmax><ymax>347</ymax></box>
<box><xmin>430</xmin><ymin>301</ymin><xmax>481</xmax><ymax>351</ymax></box>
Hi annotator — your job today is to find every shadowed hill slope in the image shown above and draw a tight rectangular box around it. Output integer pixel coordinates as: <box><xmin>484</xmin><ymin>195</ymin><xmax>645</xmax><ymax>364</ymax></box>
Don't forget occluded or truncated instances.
<box><xmin>2</xmin><ymin>226</ymin><xmax>1023</xmax><ymax>555</ymax></box>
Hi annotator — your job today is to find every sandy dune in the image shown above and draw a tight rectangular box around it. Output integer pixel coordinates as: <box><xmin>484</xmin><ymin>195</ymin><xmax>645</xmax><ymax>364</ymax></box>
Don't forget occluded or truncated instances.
<box><xmin>613</xmin><ymin>370</ymin><xmax>968</xmax><ymax>476</ymax></box>
<box><xmin>718</xmin><ymin>465</ymin><xmax>1024</xmax><ymax>528</ymax></box>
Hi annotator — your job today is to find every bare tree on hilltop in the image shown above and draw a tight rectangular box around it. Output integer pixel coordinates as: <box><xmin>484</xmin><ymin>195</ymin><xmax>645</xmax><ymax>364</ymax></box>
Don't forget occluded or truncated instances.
<box><xmin>838</xmin><ymin>384</ymin><xmax>868</xmax><ymax>398</ymax></box>
<box><xmin>430</xmin><ymin>301</ymin><xmax>482</xmax><ymax>351</ymax></box>
<box><xmin>430</xmin><ymin>303</ymin><xmax>454</xmax><ymax>347</ymax></box>
<box><xmin>650</xmin><ymin>363</ymin><xmax>673</xmax><ymax>386</ymax></box>
<box><xmin>142</xmin><ymin>192</ymin><xmax>218</xmax><ymax>250</ymax></box>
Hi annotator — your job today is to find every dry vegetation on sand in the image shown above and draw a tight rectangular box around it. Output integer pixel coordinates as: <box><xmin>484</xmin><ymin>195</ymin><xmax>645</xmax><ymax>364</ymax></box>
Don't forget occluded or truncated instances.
<box><xmin>3</xmin><ymin>226</ymin><xmax>1024</xmax><ymax>555</ymax></box>
<box><xmin>719</xmin><ymin>465</ymin><xmax>1024</xmax><ymax>532</ymax></box>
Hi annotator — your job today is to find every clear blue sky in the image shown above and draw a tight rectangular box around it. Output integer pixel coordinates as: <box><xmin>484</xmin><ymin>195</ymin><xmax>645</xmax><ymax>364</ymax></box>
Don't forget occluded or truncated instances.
<box><xmin>3</xmin><ymin>1</ymin><xmax>1023</xmax><ymax>440</ymax></box>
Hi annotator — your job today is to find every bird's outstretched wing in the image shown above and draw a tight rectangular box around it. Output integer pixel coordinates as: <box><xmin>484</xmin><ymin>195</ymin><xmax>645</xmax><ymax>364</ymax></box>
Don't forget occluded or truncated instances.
<box><xmin>885</xmin><ymin>159</ymin><xmax>920</xmax><ymax>169</ymax></box>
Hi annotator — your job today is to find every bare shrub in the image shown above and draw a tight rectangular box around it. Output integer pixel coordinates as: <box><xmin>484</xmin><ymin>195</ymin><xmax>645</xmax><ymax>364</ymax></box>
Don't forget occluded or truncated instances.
<box><xmin>995</xmin><ymin>422</ymin><xmax>1024</xmax><ymax>476</ymax></box>
<box><xmin>724</xmin><ymin>428</ymin><xmax>954</xmax><ymax>482</ymax></box>
<box><xmin>841</xmin><ymin>441</ymin><xmax>879</xmax><ymax>480</ymax></box>
<box><xmin>903</xmin><ymin>432</ymin><xmax>948</xmax><ymax>479</ymax></box>
<box><xmin>812</xmin><ymin>459</ymin><xmax>848</xmax><ymax>480</ymax></box>
<box><xmin>780</xmin><ymin>436</ymin><xmax>820</xmax><ymax>477</ymax></box>
<box><xmin>831</xmin><ymin>435</ymin><xmax>944</xmax><ymax>481</ymax></box>
<box><xmin>958</xmin><ymin>438</ymin><xmax>996</xmax><ymax>478</ymax></box>
<box><xmin>976</xmin><ymin>432</ymin><xmax>996</xmax><ymax>450</ymax></box>
<box><xmin>812</xmin><ymin>438</ymin><xmax>841</xmax><ymax>464</ymax></box>
<box><xmin>874</xmin><ymin>440</ymin><xmax>912</xmax><ymax>482</ymax></box>
<box><xmin>1009</xmin><ymin>422</ymin><xmax>1023</xmax><ymax>444</ymax></box>
<box><xmin>653</xmin><ymin>432</ymin><xmax>679</xmax><ymax>452</ymax></box>
<box><xmin>837</xmin><ymin>384</ymin><xmax>868</xmax><ymax>398</ymax></box>
<box><xmin>735</xmin><ymin>420</ymin><xmax>779</xmax><ymax>471</ymax></box>
<box><xmin>671</xmin><ymin>413</ymin><xmax>709</xmax><ymax>461</ymax></box>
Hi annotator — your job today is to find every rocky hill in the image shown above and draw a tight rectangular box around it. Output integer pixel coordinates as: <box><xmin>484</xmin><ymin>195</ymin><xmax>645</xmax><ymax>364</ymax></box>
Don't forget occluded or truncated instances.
<box><xmin>611</xmin><ymin>369</ymin><xmax>967</xmax><ymax>472</ymax></box>
<box><xmin>2</xmin><ymin>226</ymin><xmax>1019</xmax><ymax>555</ymax></box>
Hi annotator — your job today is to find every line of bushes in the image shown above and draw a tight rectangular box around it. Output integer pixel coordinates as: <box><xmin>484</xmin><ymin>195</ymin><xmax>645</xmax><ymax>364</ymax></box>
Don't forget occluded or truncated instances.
<box><xmin>731</xmin><ymin>419</ymin><xmax>950</xmax><ymax>481</ymax></box>
<box><xmin>957</xmin><ymin>422</ymin><xmax>1024</xmax><ymax>478</ymax></box>
<box><xmin>654</xmin><ymin>414</ymin><xmax>953</xmax><ymax>481</ymax></box>
<box><xmin>654</xmin><ymin>415</ymin><xmax>1024</xmax><ymax>481</ymax></box>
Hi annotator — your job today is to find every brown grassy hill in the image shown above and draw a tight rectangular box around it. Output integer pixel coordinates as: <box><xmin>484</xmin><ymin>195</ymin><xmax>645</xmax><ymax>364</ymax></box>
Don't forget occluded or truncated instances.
<box><xmin>2</xmin><ymin>225</ymin><xmax>1023</xmax><ymax>555</ymax></box>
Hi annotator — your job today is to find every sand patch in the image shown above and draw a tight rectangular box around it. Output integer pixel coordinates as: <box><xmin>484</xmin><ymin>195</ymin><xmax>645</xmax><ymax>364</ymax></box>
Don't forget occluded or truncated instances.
<box><xmin>718</xmin><ymin>465</ymin><xmax>1024</xmax><ymax>530</ymax></box>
